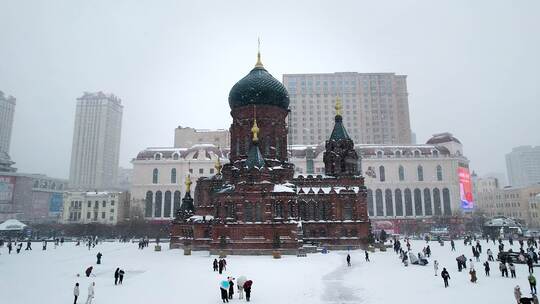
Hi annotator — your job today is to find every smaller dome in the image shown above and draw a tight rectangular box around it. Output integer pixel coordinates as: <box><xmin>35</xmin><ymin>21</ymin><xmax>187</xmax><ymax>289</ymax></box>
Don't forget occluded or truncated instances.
<box><xmin>426</xmin><ymin>132</ymin><xmax>461</xmax><ymax>145</ymax></box>
<box><xmin>228</xmin><ymin>66</ymin><xmax>289</xmax><ymax>110</ymax></box>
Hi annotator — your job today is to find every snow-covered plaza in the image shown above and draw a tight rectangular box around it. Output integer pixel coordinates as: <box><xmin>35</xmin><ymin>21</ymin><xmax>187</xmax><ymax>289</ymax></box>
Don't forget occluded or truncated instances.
<box><xmin>0</xmin><ymin>239</ymin><xmax>533</xmax><ymax>303</ymax></box>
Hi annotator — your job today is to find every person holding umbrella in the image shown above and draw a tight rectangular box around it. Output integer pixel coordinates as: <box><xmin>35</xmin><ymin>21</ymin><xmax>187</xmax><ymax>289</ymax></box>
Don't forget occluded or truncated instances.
<box><xmin>220</xmin><ymin>279</ymin><xmax>229</xmax><ymax>303</ymax></box>
<box><xmin>237</xmin><ymin>275</ymin><xmax>247</xmax><ymax>300</ymax></box>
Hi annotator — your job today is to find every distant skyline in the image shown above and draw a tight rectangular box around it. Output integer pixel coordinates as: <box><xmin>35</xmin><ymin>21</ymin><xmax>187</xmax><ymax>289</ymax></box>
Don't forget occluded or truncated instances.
<box><xmin>1</xmin><ymin>0</ymin><xmax>539</xmax><ymax>182</ymax></box>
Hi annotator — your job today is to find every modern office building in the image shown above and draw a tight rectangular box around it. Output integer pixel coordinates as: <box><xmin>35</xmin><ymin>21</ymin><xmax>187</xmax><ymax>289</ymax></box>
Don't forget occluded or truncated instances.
<box><xmin>69</xmin><ymin>92</ymin><xmax>123</xmax><ymax>190</ymax></box>
<box><xmin>506</xmin><ymin>146</ymin><xmax>540</xmax><ymax>187</ymax></box>
<box><xmin>0</xmin><ymin>91</ymin><xmax>16</xmax><ymax>154</ymax></box>
<box><xmin>283</xmin><ymin>72</ymin><xmax>412</xmax><ymax>146</ymax></box>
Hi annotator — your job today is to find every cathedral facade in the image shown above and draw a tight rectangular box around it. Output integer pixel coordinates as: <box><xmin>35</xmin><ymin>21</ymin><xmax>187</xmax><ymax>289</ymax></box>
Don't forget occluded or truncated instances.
<box><xmin>170</xmin><ymin>52</ymin><xmax>370</xmax><ymax>254</ymax></box>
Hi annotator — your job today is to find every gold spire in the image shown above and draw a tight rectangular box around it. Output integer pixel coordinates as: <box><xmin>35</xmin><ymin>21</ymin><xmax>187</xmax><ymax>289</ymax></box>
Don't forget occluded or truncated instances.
<box><xmin>335</xmin><ymin>96</ymin><xmax>343</xmax><ymax>116</ymax></box>
<box><xmin>255</xmin><ymin>37</ymin><xmax>264</xmax><ymax>68</ymax></box>
<box><xmin>185</xmin><ymin>174</ymin><xmax>192</xmax><ymax>193</ymax></box>
<box><xmin>214</xmin><ymin>158</ymin><xmax>222</xmax><ymax>174</ymax></box>
<box><xmin>251</xmin><ymin>119</ymin><xmax>260</xmax><ymax>142</ymax></box>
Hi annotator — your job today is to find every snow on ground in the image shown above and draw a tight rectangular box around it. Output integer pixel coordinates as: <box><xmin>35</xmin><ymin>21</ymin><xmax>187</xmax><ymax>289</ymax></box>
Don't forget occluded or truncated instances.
<box><xmin>0</xmin><ymin>239</ymin><xmax>533</xmax><ymax>303</ymax></box>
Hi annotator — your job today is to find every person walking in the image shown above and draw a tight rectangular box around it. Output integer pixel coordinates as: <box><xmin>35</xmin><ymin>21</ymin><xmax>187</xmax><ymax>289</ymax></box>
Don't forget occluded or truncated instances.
<box><xmin>228</xmin><ymin>277</ymin><xmax>234</xmax><ymax>300</ymax></box>
<box><xmin>441</xmin><ymin>268</ymin><xmax>450</xmax><ymax>288</ymax></box>
<box><xmin>365</xmin><ymin>251</ymin><xmax>370</xmax><ymax>262</ymax></box>
<box><xmin>244</xmin><ymin>279</ymin><xmax>253</xmax><ymax>302</ymax></box>
<box><xmin>119</xmin><ymin>269</ymin><xmax>125</xmax><ymax>284</ymax></box>
<box><xmin>42</xmin><ymin>240</ymin><xmax>47</xmax><ymax>251</ymax></box>
<box><xmin>7</xmin><ymin>242</ymin><xmax>12</xmax><ymax>254</ymax></box>
<box><xmin>114</xmin><ymin>268</ymin><xmax>120</xmax><ymax>285</ymax></box>
<box><xmin>218</xmin><ymin>259</ymin><xmax>224</xmax><ymax>274</ymax></box>
<box><xmin>487</xmin><ymin>248</ymin><xmax>494</xmax><ymax>261</ymax></box>
<box><xmin>451</xmin><ymin>240</ymin><xmax>456</xmax><ymax>251</ymax></box>
<box><xmin>220</xmin><ymin>280</ymin><xmax>229</xmax><ymax>303</ymax></box>
<box><xmin>85</xmin><ymin>266</ymin><xmax>93</xmax><ymax>277</ymax></box>
<box><xmin>213</xmin><ymin>259</ymin><xmax>218</xmax><ymax>272</ymax></box>
<box><xmin>25</xmin><ymin>240</ymin><xmax>32</xmax><ymax>250</ymax></box>
<box><xmin>73</xmin><ymin>283</ymin><xmax>80</xmax><ymax>304</ymax></box>
<box><xmin>484</xmin><ymin>261</ymin><xmax>490</xmax><ymax>276</ymax></box>
<box><xmin>237</xmin><ymin>276</ymin><xmax>246</xmax><ymax>300</ymax></box>
<box><xmin>515</xmin><ymin>285</ymin><xmax>523</xmax><ymax>304</ymax></box>
<box><xmin>16</xmin><ymin>242</ymin><xmax>22</xmax><ymax>253</ymax></box>
<box><xmin>510</xmin><ymin>263</ymin><xmax>517</xmax><ymax>278</ymax></box>
<box><xmin>434</xmin><ymin>260</ymin><xmax>439</xmax><ymax>276</ymax></box>
<box><xmin>470</xmin><ymin>268</ymin><xmax>478</xmax><ymax>283</ymax></box>
<box><xmin>529</xmin><ymin>258</ymin><xmax>535</xmax><ymax>274</ymax></box>
<box><xmin>96</xmin><ymin>252</ymin><xmax>102</xmax><ymax>265</ymax></box>
<box><xmin>529</xmin><ymin>273</ymin><xmax>537</xmax><ymax>294</ymax></box>
<box><xmin>85</xmin><ymin>282</ymin><xmax>95</xmax><ymax>304</ymax></box>
<box><xmin>346</xmin><ymin>254</ymin><xmax>351</xmax><ymax>267</ymax></box>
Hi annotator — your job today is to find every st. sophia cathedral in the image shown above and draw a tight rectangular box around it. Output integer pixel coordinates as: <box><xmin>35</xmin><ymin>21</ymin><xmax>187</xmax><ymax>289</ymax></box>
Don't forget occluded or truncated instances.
<box><xmin>170</xmin><ymin>50</ymin><xmax>371</xmax><ymax>254</ymax></box>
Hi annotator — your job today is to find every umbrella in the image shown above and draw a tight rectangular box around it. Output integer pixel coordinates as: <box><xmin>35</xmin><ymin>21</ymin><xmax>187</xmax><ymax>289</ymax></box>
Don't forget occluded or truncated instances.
<box><xmin>220</xmin><ymin>280</ymin><xmax>229</xmax><ymax>289</ymax></box>
<box><xmin>237</xmin><ymin>275</ymin><xmax>247</xmax><ymax>287</ymax></box>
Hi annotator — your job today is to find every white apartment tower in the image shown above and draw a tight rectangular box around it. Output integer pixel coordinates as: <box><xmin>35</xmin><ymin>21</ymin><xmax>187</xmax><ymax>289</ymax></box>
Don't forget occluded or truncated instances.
<box><xmin>0</xmin><ymin>91</ymin><xmax>16</xmax><ymax>153</ymax></box>
<box><xmin>69</xmin><ymin>92</ymin><xmax>123</xmax><ymax>190</ymax></box>
<box><xmin>283</xmin><ymin>72</ymin><xmax>412</xmax><ymax>145</ymax></box>
<box><xmin>506</xmin><ymin>146</ymin><xmax>540</xmax><ymax>187</ymax></box>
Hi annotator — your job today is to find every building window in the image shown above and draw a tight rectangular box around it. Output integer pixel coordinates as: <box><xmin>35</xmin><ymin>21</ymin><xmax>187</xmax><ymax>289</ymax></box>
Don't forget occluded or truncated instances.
<box><xmin>274</xmin><ymin>202</ymin><xmax>284</xmax><ymax>219</ymax></box>
<box><xmin>155</xmin><ymin>191</ymin><xmax>162</xmax><ymax>217</ymax></box>
<box><xmin>377</xmin><ymin>151</ymin><xmax>384</xmax><ymax>158</ymax></box>
<box><xmin>367</xmin><ymin>189</ymin><xmax>374</xmax><ymax>216</ymax></box>
<box><xmin>343</xmin><ymin>202</ymin><xmax>353</xmax><ymax>220</ymax></box>
<box><xmin>111</xmin><ymin>200</ymin><xmax>115</xmax><ymax>206</ymax></box>
<box><xmin>395</xmin><ymin>189</ymin><xmax>403</xmax><ymax>216</ymax></box>
<box><xmin>298</xmin><ymin>201</ymin><xmax>307</xmax><ymax>219</ymax></box>
<box><xmin>173</xmin><ymin>191</ymin><xmax>181</xmax><ymax>215</ymax></box>
<box><xmin>417</xmin><ymin>165</ymin><xmax>424</xmax><ymax>181</ymax></box>
<box><xmin>404</xmin><ymin>189</ymin><xmax>413</xmax><ymax>216</ymax></box>
<box><xmin>436</xmin><ymin>165</ymin><xmax>443</xmax><ymax>181</ymax></box>
<box><xmin>398</xmin><ymin>165</ymin><xmax>405</xmax><ymax>181</ymax></box>
<box><xmin>255</xmin><ymin>203</ymin><xmax>262</xmax><ymax>222</ymax></box>
<box><xmin>414</xmin><ymin>188</ymin><xmax>423</xmax><ymax>216</ymax></box>
<box><xmin>443</xmin><ymin>188</ymin><xmax>451</xmax><ymax>215</ymax></box>
<box><xmin>173</xmin><ymin>153</ymin><xmax>179</xmax><ymax>160</ymax></box>
<box><xmin>244</xmin><ymin>203</ymin><xmax>254</xmax><ymax>222</ymax></box>
<box><xmin>102</xmin><ymin>201</ymin><xmax>106</xmax><ymax>208</ymax></box>
<box><xmin>433</xmin><ymin>188</ymin><xmax>442</xmax><ymax>216</ymax></box>
<box><xmin>145</xmin><ymin>191</ymin><xmax>153</xmax><ymax>217</ymax></box>
<box><xmin>375</xmin><ymin>189</ymin><xmax>383</xmax><ymax>216</ymax></box>
<box><xmin>87</xmin><ymin>201</ymin><xmax>91</xmax><ymax>208</ymax></box>
<box><xmin>87</xmin><ymin>212</ymin><xmax>91</xmax><ymax>219</ymax></box>
<box><xmin>152</xmin><ymin>168</ymin><xmax>159</xmax><ymax>184</ymax></box>
<box><xmin>288</xmin><ymin>201</ymin><xmax>296</xmax><ymax>218</ymax></box>
<box><xmin>154</xmin><ymin>153</ymin><xmax>161</xmax><ymax>160</ymax></box>
<box><xmin>210</xmin><ymin>168</ymin><xmax>215</xmax><ymax>174</ymax></box>
<box><xmin>424</xmin><ymin>188</ymin><xmax>432</xmax><ymax>216</ymax></box>
<box><xmin>101</xmin><ymin>212</ymin><xmax>105</xmax><ymax>219</ymax></box>
<box><xmin>385</xmin><ymin>189</ymin><xmax>393</xmax><ymax>216</ymax></box>
<box><xmin>379</xmin><ymin>166</ymin><xmax>385</xmax><ymax>182</ymax></box>
<box><xmin>164</xmin><ymin>191</ymin><xmax>172</xmax><ymax>218</ymax></box>
<box><xmin>199</xmin><ymin>168</ymin><xmax>204</xmax><ymax>174</ymax></box>
<box><xmin>170</xmin><ymin>168</ymin><xmax>177</xmax><ymax>184</ymax></box>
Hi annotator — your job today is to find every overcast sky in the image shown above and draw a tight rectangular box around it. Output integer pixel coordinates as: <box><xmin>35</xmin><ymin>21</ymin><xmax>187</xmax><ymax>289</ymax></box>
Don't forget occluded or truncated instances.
<box><xmin>1</xmin><ymin>0</ymin><xmax>539</xmax><ymax>183</ymax></box>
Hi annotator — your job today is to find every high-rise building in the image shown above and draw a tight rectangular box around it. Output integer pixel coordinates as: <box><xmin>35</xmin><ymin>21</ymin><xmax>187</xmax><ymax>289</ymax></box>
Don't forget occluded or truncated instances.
<box><xmin>69</xmin><ymin>92</ymin><xmax>123</xmax><ymax>190</ymax></box>
<box><xmin>0</xmin><ymin>91</ymin><xmax>16</xmax><ymax>154</ymax></box>
<box><xmin>506</xmin><ymin>146</ymin><xmax>540</xmax><ymax>187</ymax></box>
<box><xmin>283</xmin><ymin>72</ymin><xmax>411</xmax><ymax>145</ymax></box>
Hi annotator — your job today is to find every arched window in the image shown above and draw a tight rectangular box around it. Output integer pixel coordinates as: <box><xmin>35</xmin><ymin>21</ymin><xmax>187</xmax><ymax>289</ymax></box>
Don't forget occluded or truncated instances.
<box><xmin>173</xmin><ymin>191</ymin><xmax>181</xmax><ymax>215</ymax></box>
<box><xmin>274</xmin><ymin>201</ymin><xmax>284</xmax><ymax>219</ymax></box>
<box><xmin>298</xmin><ymin>201</ymin><xmax>307</xmax><ymax>219</ymax></box>
<box><xmin>164</xmin><ymin>191</ymin><xmax>172</xmax><ymax>218</ymax></box>
<box><xmin>414</xmin><ymin>150</ymin><xmax>421</xmax><ymax>157</ymax></box>
<box><xmin>343</xmin><ymin>202</ymin><xmax>353</xmax><ymax>220</ymax></box>
<box><xmin>443</xmin><ymin>188</ymin><xmax>451</xmax><ymax>215</ymax></box>
<box><xmin>433</xmin><ymin>150</ymin><xmax>439</xmax><ymax>157</ymax></box>
<box><xmin>423</xmin><ymin>188</ymin><xmax>432</xmax><ymax>216</ymax></box>
<box><xmin>436</xmin><ymin>165</ymin><xmax>443</xmax><ymax>181</ymax></box>
<box><xmin>398</xmin><ymin>165</ymin><xmax>405</xmax><ymax>181</ymax></box>
<box><xmin>154</xmin><ymin>191</ymin><xmax>162</xmax><ymax>217</ymax></box>
<box><xmin>367</xmin><ymin>189</ymin><xmax>374</xmax><ymax>216</ymax></box>
<box><xmin>288</xmin><ymin>201</ymin><xmax>296</xmax><ymax>218</ymax></box>
<box><xmin>152</xmin><ymin>168</ymin><xmax>159</xmax><ymax>184</ymax></box>
<box><xmin>172</xmin><ymin>153</ymin><xmax>179</xmax><ymax>160</ymax></box>
<box><xmin>404</xmin><ymin>188</ymin><xmax>413</xmax><ymax>216</ymax></box>
<box><xmin>414</xmin><ymin>188</ymin><xmax>422</xmax><ymax>216</ymax></box>
<box><xmin>154</xmin><ymin>153</ymin><xmax>161</xmax><ymax>160</ymax></box>
<box><xmin>307</xmin><ymin>201</ymin><xmax>316</xmax><ymax>220</ymax></box>
<box><xmin>417</xmin><ymin>165</ymin><xmax>424</xmax><ymax>181</ymax></box>
<box><xmin>395</xmin><ymin>150</ymin><xmax>402</xmax><ymax>158</ymax></box>
<box><xmin>395</xmin><ymin>189</ymin><xmax>403</xmax><ymax>216</ymax></box>
<box><xmin>245</xmin><ymin>203</ymin><xmax>254</xmax><ymax>222</ymax></box>
<box><xmin>171</xmin><ymin>168</ymin><xmax>177</xmax><ymax>184</ymax></box>
<box><xmin>377</xmin><ymin>150</ymin><xmax>384</xmax><ymax>158</ymax></box>
<box><xmin>145</xmin><ymin>191</ymin><xmax>153</xmax><ymax>217</ymax></box>
<box><xmin>433</xmin><ymin>188</ymin><xmax>442</xmax><ymax>215</ymax></box>
<box><xmin>379</xmin><ymin>166</ymin><xmax>385</xmax><ymax>182</ymax></box>
<box><xmin>385</xmin><ymin>189</ymin><xmax>393</xmax><ymax>216</ymax></box>
<box><xmin>255</xmin><ymin>203</ymin><xmax>262</xmax><ymax>222</ymax></box>
<box><xmin>320</xmin><ymin>202</ymin><xmax>331</xmax><ymax>220</ymax></box>
<box><xmin>375</xmin><ymin>189</ymin><xmax>383</xmax><ymax>216</ymax></box>
<box><xmin>225</xmin><ymin>203</ymin><xmax>235</xmax><ymax>219</ymax></box>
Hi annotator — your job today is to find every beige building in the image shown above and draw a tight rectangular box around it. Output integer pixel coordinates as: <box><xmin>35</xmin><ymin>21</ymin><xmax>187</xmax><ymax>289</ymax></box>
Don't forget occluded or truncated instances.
<box><xmin>61</xmin><ymin>191</ymin><xmax>129</xmax><ymax>224</ymax></box>
<box><xmin>130</xmin><ymin>144</ymin><xmax>228</xmax><ymax>221</ymax></box>
<box><xmin>174</xmin><ymin>126</ymin><xmax>229</xmax><ymax>148</ymax></box>
<box><xmin>283</xmin><ymin>72</ymin><xmax>411</xmax><ymax>146</ymax></box>
<box><xmin>290</xmin><ymin>133</ymin><xmax>469</xmax><ymax>219</ymax></box>
<box><xmin>474</xmin><ymin>179</ymin><xmax>540</xmax><ymax>228</ymax></box>
<box><xmin>69</xmin><ymin>92</ymin><xmax>123</xmax><ymax>190</ymax></box>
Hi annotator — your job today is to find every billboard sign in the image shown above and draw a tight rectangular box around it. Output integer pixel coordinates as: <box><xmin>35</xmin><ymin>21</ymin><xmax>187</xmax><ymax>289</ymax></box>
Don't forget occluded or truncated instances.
<box><xmin>0</xmin><ymin>176</ymin><xmax>15</xmax><ymax>202</ymax></box>
<box><xmin>458</xmin><ymin>167</ymin><xmax>474</xmax><ymax>210</ymax></box>
<box><xmin>49</xmin><ymin>192</ymin><xmax>63</xmax><ymax>213</ymax></box>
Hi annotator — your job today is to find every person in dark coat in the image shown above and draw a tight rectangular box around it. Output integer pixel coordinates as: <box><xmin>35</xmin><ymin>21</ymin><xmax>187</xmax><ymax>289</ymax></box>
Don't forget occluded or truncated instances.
<box><xmin>346</xmin><ymin>254</ymin><xmax>351</xmax><ymax>266</ymax></box>
<box><xmin>528</xmin><ymin>258</ymin><xmax>534</xmax><ymax>274</ymax></box>
<box><xmin>484</xmin><ymin>261</ymin><xmax>490</xmax><ymax>276</ymax></box>
<box><xmin>16</xmin><ymin>243</ymin><xmax>22</xmax><ymax>253</ymax></box>
<box><xmin>7</xmin><ymin>242</ymin><xmax>12</xmax><ymax>254</ymax></box>
<box><xmin>220</xmin><ymin>285</ymin><xmax>229</xmax><ymax>303</ymax></box>
<box><xmin>114</xmin><ymin>268</ymin><xmax>120</xmax><ymax>285</ymax></box>
<box><xmin>25</xmin><ymin>240</ymin><xmax>32</xmax><ymax>250</ymax></box>
<box><xmin>244</xmin><ymin>280</ymin><xmax>253</xmax><ymax>301</ymax></box>
<box><xmin>365</xmin><ymin>251</ymin><xmax>370</xmax><ymax>262</ymax></box>
<box><xmin>441</xmin><ymin>268</ymin><xmax>450</xmax><ymax>288</ymax></box>
<box><xmin>219</xmin><ymin>259</ymin><xmax>224</xmax><ymax>274</ymax></box>
<box><xmin>228</xmin><ymin>278</ymin><xmax>234</xmax><ymax>300</ymax></box>
<box><xmin>73</xmin><ymin>282</ymin><xmax>79</xmax><ymax>304</ymax></box>
<box><xmin>118</xmin><ymin>269</ymin><xmax>125</xmax><ymax>284</ymax></box>
<box><xmin>450</xmin><ymin>240</ymin><xmax>455</xmax><ymax>251</ymax></box>
<box><xmin>213</xmin><ymin>259</ymin><xmax>219</xmax><ymax>272</ymax></box>
<box><xmin>96</xmin><ymin>252</ymin><xmax>102</xmax><ymax>264</ymax></box>
<box><xmin>85</xmin><ymin>266</ymin><xmax>93</xmax><ymax>277</ymax></box>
